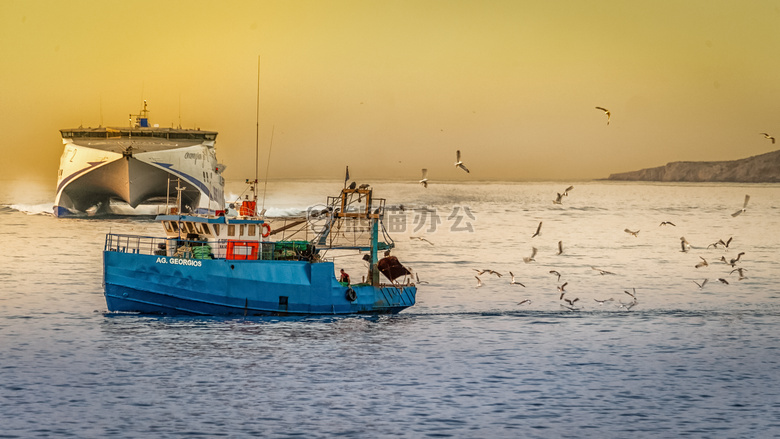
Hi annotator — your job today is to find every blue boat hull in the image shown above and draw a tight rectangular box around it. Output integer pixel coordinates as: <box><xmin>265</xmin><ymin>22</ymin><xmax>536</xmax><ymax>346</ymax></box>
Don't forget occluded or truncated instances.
<box><xmin>103</xmin><ymin>251</ymin><xmax>416</xmax><ymax>316</ymax></box>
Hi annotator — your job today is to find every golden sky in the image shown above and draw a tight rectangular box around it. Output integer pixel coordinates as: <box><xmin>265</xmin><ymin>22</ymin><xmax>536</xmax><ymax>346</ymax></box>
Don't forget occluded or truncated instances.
<box><xmin>2</xmin><ymin>0</ymin><xmax>779</xmax><ymax>184</ymax></box>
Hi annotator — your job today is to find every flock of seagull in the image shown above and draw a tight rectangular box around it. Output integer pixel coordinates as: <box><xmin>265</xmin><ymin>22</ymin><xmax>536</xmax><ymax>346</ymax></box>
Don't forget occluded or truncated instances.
<box><xmin>404</xmin><ymin>107</ymin><xmax>767</xmax><ymax>311</ymax></box>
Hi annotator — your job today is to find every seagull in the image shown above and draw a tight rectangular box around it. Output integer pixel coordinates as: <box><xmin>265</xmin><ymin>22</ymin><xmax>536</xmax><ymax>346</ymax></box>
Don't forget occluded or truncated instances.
<box><xmin>693</xmin><ymin>279</ymin><xmax>708</xmax><ymax>289</ymax></box>
<box><xmin>564</xmin><ymin>297</ymin><xmax>579</xmax><ymax>307</ymax></box>
<box><xmin>594</xmin><ymin>298</ymin><xmax>614</xmax><ymax>304</ymax></box>
<box><xmin>532</xmin><ymin>221</ymin><xmax>543</xmax><ymax>238</ymax></box>
<box><xmin>695</xmin><ymin>257</ymin><xmax>708</xmax><ymax>269</ymax></box>
<box><xmin>591</xmin><ymin>266</ymin><xmax>616</xmax><ymax>275</ymax></box>
<box><xmin>523</xmin><ymin>247</ymin><xmax>538</xmax><ymax>263</ymax></box>
<box><xmin>761</xmin><ymin>133</ymin><xmax>776</xmax><ymax>144</ymax></box>
<box><xmin>549</xmin><ymin>270</ymin><xmax>562</xmax><ymax>282</ymax></box>
<box><xmin>415</xmin><ymin>272</ymin><xmax>429</xmax><ymax>285</ymax></box>
<box><xmin>729</xmin><ymin>252</ymin><xmax>745</xmax><ymax>266</ymax></box>
<box><xmin>419</xmin><ymin>168</ymin><xmax>428</xmax><ymax>188</ymax></box>
<box><xmin>517</xmin><ymin>299</ymin><xmax>532</xmax><ymax>305</ymax></box>
<box><xmin>731</xmin><ymin>194</ymin><xmax>750</xmax><ymax>217</ymax></box>
<box><xmin>730</xmin><ymin>267</ymin><xmax>747</xmax><ymax>280</ymax></box>
<box><xmin>348</xmin><ymin>181</ymin><xmax>357</xmax><ymax>190</ymax></box>
<box><xmin>509</xmin><ymin>272</ymin><xmax>525</xmax><ymax>287</ymax></box>
<box><xmin>619</xmin><ymin>300</ymin><xmax>638</xmax><ymax>310</ymax></box>
<box><xmin>454</xmin><ymin>150</ymin><xmax>470</xmax><ymax>173</ymax></box>
<box><xmin>718</xmin><ymin>278</ymin><xmax>729</xmax><ymax>285</ymax></box>
<box><xmin>410</xmin><ymin>236</ymin><xmax>434</xmax><ymax>245</ymax></box>
<box><xmin>659</xmin><ymin>221</ymin><xmax>676</xmax><ymax>227</ymax></box>
<box><xmin>557</xmin><ymin>282</ymin><xmax>568</xmax><ymax>293</ymax></box>
<box><xmin>486</xmin><ymin>270</ymin><xmax>503</xmax><ymax>278</ymax></box>
<box><xmin>553</xmin><ymin>192</ymin><xmax>564</xmax><ymax>205</ymax></box>
<box><xmin>556</xmin><ymin>240</ymin><xmax>564</xmax><ymax>256</ymax></box>
<box><xmin>595</xmin><ymin>106</ymin><xmax>611</xmax><ymax>125</ymax></box>
<box><xmin>680</xmin><ymin>237</ymin><xmax>692</xmax><ymax>252</ymax></box>
<box><xmin>708</xmin><ymin>237</ymin><xmax>733</xmax><ymax>249</ymax></box>
<box><xmin>624</xmin><ymin>229</ymin><xmax>640</xmax><ymax>237</ymax></box>
<box><xmin>563</xmin><ymin>186</ymin><xmax>574</xmax><ymax>196</ymax></box>
<box><xmin>475</xmin><ymin>276</ymin><xmax>482</xmax><ymax>288</ymax></box>
<box><xmin>624</xmin><ymin>288</ymin><xmax>637</xmax><ymax>299</ymax></box>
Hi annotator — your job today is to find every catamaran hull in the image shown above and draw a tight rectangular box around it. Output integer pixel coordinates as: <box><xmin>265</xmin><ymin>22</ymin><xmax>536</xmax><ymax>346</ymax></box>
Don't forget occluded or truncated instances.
<box><xmin>103</xmin><ymin>251</ymin><xmax>416</xmax><ymax>316</ymax></box>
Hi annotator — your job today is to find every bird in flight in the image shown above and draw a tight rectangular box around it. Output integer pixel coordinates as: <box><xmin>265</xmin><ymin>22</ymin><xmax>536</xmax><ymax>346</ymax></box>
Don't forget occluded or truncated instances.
<box><xmin>693</xmin><ymin>279</ymin><xmax>708</xmax><ymax>289</ymax></box>
<box><xmin>419</xmin><ymin>168</ymin><xmax>428</xmax><ymax>188</ymax></box>
<box><xmin>558</xmin><ymin>282</ymin><xmax>568</xmax><ymax>294</ymax></box>
<box><xmin>595</xmin><ymin>107</ymin><xmax>611</xmax><ymax>125</ymax></box>
<box><xmin>731</xmin><ymin>194</ymin><xmax>750</xmax><ymax>217</ymax></box>
<box><xmin>410</xmin><ymin>236</ymin><xmax>434</xmax><ymax>245</ymax></box>
<box><xmin>475</xmin><ymin>276</ymin><xmax>482</xmax><ymax>288</ymax></box>
<box><xmin>591</xmin><ymin>266</ymin><xmax>616</xmax><ymax>275</ymax></box>
<box><xmin>659</xmin><ymin>221</ymin><xmax>676</xmax><ymax>227</ymax></box>
<box><xmin>624</xmin><ymin>229</ymin><xmax>640</xmax><ymax>237</ymax></box>
<box><xmin>509</xmin><ymin>272</ymin><xmax>525</xmax><ymax>287</ymax></box>
<box><xmin>563</xmin><ymin>185</ymin><xmax>574</xmax><ymax>196</ymax></box>
<box><xmin>532</xmin><ymin>221</ymin><xmax>543</xmax><ymax>238</ymax></box>
<box><xmin>695</xmin><ymin>257</ymin><xmax>708</xmax><ymax>269</ymax></box>
<box><xmin>553</xmin><ymin>192</ymin><xmax>564</xmax><ymax>205</ymax></box>
<box><xmin>761</xmin><ymin>133</ymin><xmax>776</xmax><ymax>144</ymax></box>
<box><xmin>556</xmin><ymin>240</ymin><xmax>564</xmax><ymax>256</ymax></box>
<box><xmin>517</xmin><ymin>299</ymin><xmax>532</xmax><ymax>305</ymax></box>
<box><xmin>549</xmin><ymin>270</ymin><xmax>561</xmax><ymax>282</ymax></box>
<box><xmin>680</xmin><ymin>237</ymin><xmax>692</xmax><ymax>252</ymax></box>
<box><xmin>454</xmin><ymin>150</ymin><xmax>470</xmax><ymax>173</ymax></box>
<box><xmin>594</xmin><ymin>298</ymin><xmax>615</xmax><ymax>304</ymax></box>
<box><xmin>730</xmin><ymin>267</ymin><xmax>747</xmax><ymax>280</ymax></box>
<box><xmin>523</xmin><ymin>247</ymin><xmax>538</xmax><ymax>263</ymax></box>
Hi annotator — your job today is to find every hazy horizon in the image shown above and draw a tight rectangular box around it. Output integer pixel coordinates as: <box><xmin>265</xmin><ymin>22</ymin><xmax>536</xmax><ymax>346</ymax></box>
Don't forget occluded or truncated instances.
<box><xmin>2</xmin><ymin>1</ymin><xmax>779</xmax><ymax>186</ymax></box>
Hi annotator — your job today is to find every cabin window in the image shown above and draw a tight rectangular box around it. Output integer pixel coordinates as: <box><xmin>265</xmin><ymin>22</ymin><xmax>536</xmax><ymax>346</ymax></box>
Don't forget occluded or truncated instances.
<box><xmin>201</xmin><ymin>224</ymin><xmax>211</xmax><ymax>235</ymax></box>
<box><xmin>185</xmin><ymin>223</ymin><xmax>196</xmax><ymax>234</ymax></box>
<box><xmin>164</xmin><ymin>221</ymin><xmax>173</xmax><ymax>233</ymax></box>
<box><xmin>248</xmin><ymin>224</ymin><xmax>256</xmax><ymax>236</ymax></box>
<box><xmin>240</xmin><ymin>225</ymin><xmax>246</xmax><ymax>237</ymax></box>
<box><xmin>228</xmin><ymin>225</ymin><xmax>236</xmax><ymax>236</ymax></box>
<box><xmin>213</xmin><ymin>224</ymin><xmax>220</xmax><ymax>235</ymax></box>
<box><xmin>171</xmin><ymin>222</ymin><xmax>179</xmax><ymax>232</ymax></box>
<box><xmin>195</xmin><ymin>223</ymin><xmax>205</xmax><ymax>234</ymax></box>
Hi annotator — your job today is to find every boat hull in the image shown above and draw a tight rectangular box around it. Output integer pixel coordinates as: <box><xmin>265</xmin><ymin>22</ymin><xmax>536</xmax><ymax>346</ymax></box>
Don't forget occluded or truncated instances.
<box><xmin>103</xmin><ymin>251</ymin><xmax>416</xmax><ymax>316</ymax></box>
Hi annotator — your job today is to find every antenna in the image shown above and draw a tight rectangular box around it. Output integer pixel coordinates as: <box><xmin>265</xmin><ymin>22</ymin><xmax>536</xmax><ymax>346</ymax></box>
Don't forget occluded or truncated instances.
<box><xmin>178</xmin><ymin>94</ymin><xmax>182</xmax><ymax>129</ymax></box>
<box><xmin>254</xmin><ymin>55</ymin><xmax>261</xmax><ymax>212</ymax></box>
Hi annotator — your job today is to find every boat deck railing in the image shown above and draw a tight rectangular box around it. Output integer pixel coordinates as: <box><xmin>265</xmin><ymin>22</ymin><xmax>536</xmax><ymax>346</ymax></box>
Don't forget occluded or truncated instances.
<box><xmin>105</xmin><ymin>233</ymin><xmax>316</xmax><ymax>261</ymax></box>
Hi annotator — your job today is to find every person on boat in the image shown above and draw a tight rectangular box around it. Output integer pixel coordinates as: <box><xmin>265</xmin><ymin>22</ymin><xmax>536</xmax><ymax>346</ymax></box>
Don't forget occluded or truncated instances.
<box><xmin>339</xmin><ymin>269</ymin><xmax>351</xmax><ymax>285</ymax></box>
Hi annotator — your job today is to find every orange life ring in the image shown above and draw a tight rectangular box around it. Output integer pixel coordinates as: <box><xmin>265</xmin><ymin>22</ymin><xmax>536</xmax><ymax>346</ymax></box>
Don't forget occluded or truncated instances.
<box><xmin>261</xmin><ymin>223</ymin><xmax>271</xmax><ymax>238</ymax></box>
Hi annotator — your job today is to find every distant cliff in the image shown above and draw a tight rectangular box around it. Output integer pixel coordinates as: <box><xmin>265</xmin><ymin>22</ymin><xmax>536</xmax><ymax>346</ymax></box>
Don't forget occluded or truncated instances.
<box><xmin>607</xmin><ymin>150</ymin><xmax>780</xmax><ymax>183</ymax></box>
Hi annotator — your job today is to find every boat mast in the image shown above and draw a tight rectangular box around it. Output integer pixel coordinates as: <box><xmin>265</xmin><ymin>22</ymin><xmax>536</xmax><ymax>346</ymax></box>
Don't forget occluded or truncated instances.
<box><xmin>253</xmin><ymin>55</ymin><xmax>260</xmax><ymax>216</ymax></box>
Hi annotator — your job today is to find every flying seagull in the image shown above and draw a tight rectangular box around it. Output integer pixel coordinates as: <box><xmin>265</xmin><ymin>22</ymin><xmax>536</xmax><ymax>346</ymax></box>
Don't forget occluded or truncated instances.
<box><xmin>419</xmin><ymin>168</ymin><xmax>428</xmax><ymax>188</ymax></box>
<box><xmin>680</xmin><ymin>237</ymin><xmax>692</xmax><ymax>252</ymax></box>
<box><xmin>729</xmin><ymin>252</ymin><xmax>745</xmax><ymax>267</ymax></box>
<box><xmin>594</xmin><ymin>298</ymin><xmax>615</xmax><ymax>304</ymax></box>
<box><xmin>730</xmin><ymin>267</ymin><xmax>747</xmax><ymax>280</ymax></box>
<box><xmin>549</xmin><ymin>270</ymin><xmax>562</xmax><ymax>282</ymax></box>
<box><xmin>693</xmin><ymin>279</ymin><xmax>708</xmax><ymax>289</ymax></box>
<box><xmin>731</xmin><ymin>194</ymin><xmax>750</xmax><ymax>217</ymax></box>
<box><xmin>532</xmin><ymin>221</ymin><xmax>543</xmax><ymax>238</ymax></box>
<box><xmin>624</xmin><ymin>229</ymin><xmax>640</xmax><ymax>237</ymax></box>
<box><xmin>695</xmin><ymin>257</ymin><xmax>708</xmax><ymax>269</ymax></box>
<box><xmin>523</xmin><ymin>247</ymin><xmax>538</xmax><ymax>263</ymax></box>
<box><xmin>454</xmin><ymin>150</ymin><xmax>470</xmax><ymax>173</ymax></box>
<box><xmin>595</xmin><ymin>106</ymin><xmax>611</xmax><ymax>125</ymax></box>
<box><xmin>761</xmin><ymin>133</ymin><xmax>776</xmax><ymax>144</ymax></box>
<box><xmin>556</xmin><ymin>240</ymin><xmax>564</xmax><ymax>256</ymax></box>
<box><xmin>718</xmin><ymin>278</ymin><xmax>729</xmax><ymax>285</ymax></box>
<box><xmin>517</xmin><ymin>299</ymin><xmax>532</xmax><ymax>305</ymax></box>
<box><xmin>659</xmin><ymin>221</ymin><xmax>676</xmax><ymax>227</ymax></box>
<box><xmin>410</xmin><ymin>236</ymin><xmax>434</xmax><ymax>246</ymax></box>
<box><xmin>557</xmin><ymin>282</ymin><xmax>568</xmax><ymax>293</ymax></box>
<box><xmin>475</xmin><ymin>276</ymin><xmax>482</xmax><ymax>288</ymax></box>
<box><xmin>563</xmin><ymin>185</ymin><xmax>574</xmax><ymax>196</ymax></box>
<box><xmin>553</xmin><ymin>192</ymin><xmax>564</xmax><ymax>205</ymax></box>
<box><xmin>591</xmin><ymin>266</ymin><xmax>616</xmax><ymax>275</ymax></box>
<box><xmin>509</xmin><ymin>272</ymin><xmax>525</xmax><ymax>287</ymax></box>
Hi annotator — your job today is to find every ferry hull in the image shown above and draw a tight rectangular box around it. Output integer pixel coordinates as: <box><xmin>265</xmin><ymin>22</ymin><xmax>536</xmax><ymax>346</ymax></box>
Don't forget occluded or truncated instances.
<box><xmin>103</xmin><ymin>251</ymin><xmax>416</xmax><ymax>316</ymax></box>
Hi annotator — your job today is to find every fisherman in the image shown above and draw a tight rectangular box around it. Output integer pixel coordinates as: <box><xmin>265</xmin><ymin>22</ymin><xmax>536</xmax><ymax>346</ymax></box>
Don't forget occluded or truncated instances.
<box><xmin>339</xmin><ymin>269</ymin><xmax>351</xmax><ymax>285</ymax></box>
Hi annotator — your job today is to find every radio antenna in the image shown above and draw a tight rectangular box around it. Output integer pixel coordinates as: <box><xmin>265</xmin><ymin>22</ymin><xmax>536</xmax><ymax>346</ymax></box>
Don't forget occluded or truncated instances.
<box><xmin>254</xmin><ymin>55</ymin><xmax>260</xmax><ymax>213</ymax></box>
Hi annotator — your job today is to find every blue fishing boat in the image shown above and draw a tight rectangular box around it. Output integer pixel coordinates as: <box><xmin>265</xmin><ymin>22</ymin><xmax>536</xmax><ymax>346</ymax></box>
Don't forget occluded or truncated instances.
<box><xmin>103</xmin><ymin>186</ymin><xmax>417</xmax><ymax>315</ymax></box>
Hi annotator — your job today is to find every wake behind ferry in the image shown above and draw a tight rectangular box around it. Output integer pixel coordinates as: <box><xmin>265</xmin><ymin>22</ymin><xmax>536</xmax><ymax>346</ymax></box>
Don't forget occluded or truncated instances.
<box><xmin>54</xmin><ymin>101</ymin><xmax>226</xmax><ymax>217</ymax></box>
<box><xmin>103</xmin><ymin>185</ymin><xmax>417</xmax><ymax>315</ymax></box>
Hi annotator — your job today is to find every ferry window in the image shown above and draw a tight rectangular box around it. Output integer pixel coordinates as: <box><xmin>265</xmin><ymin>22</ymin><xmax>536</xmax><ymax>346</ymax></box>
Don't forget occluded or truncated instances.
<box><xmin>202</xmin><ymin>224</ymin><xmax>211</xmax><ymax>235</ymax></box>
<box><xmin>171</xmin><ymin>222</ymin><xmax>179</xmax><ymax>232</ymax></box>
<box><xmin>164</xmin><ymin>221</ymin><xmax>173</xmax><ymax>233</ymax></box>
<box><xmin>228</xmin><ymin>225</ymin><xmax>235</xmax><ymax>236</ymax></box>
<box><xmin>213</xmin><ymin>224</ymin><xmax>220</xmax><ymax>235</ymax></box>
<box><xmin>248</xmin><ymin>224</ymin><xmax>256</xmax><ymax>236</ymax></box>
<box><xmin>195</xmin><ymin>223</ymin><xmax>204</xmax><ymax>234</ymax></box>
<box><xmin>240</xmin><ymin>225</ymin><xmax>246</xmax><ymax>236</ymax></box>
<box><xmin>184</xmin><ymin>223</ymin><xmax>195</xmax><ymax>234</ymax></box>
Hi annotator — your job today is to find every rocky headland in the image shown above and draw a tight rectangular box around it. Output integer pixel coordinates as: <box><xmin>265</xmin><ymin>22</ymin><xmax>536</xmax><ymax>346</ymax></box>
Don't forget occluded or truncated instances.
<box><xmin>607</xmin><ymin>149</ymin><xmax>780</xmax><ymax>183</ymax></box>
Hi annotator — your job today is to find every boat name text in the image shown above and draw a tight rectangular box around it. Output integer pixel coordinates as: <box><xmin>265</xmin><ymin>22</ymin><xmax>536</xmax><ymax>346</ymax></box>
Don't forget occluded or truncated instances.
<box><xmin>184</xmin><ymin>152</ymin><xmax>203</xmax><ymax>161</ymax></box>
<box><xmin>156</xmin><ymin>257</ymin><xmax>202</xmax><ymax>267</ymax></box>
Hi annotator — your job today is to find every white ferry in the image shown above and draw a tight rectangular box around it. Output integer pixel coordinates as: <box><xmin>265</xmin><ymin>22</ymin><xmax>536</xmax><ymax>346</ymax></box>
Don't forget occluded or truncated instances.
<box><xmin>54</xmin><ymin>101</ymin><xmax>225</xmax><ymax>217</ymax></box>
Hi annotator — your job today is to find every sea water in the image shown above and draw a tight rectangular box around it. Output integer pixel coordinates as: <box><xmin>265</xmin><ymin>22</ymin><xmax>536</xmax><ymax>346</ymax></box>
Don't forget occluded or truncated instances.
<box><xmin>1</xmin><ymin>180</ymin><xmax>779</xmax><ymax>438</ymax></box>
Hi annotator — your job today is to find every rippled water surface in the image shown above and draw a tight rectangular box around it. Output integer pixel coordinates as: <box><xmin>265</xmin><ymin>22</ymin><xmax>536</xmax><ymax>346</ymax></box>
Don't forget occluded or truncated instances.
<box><xmin>1</xmin><ymin>180</ymin><xmax>779</xmax><ymax>438</ymax></box>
